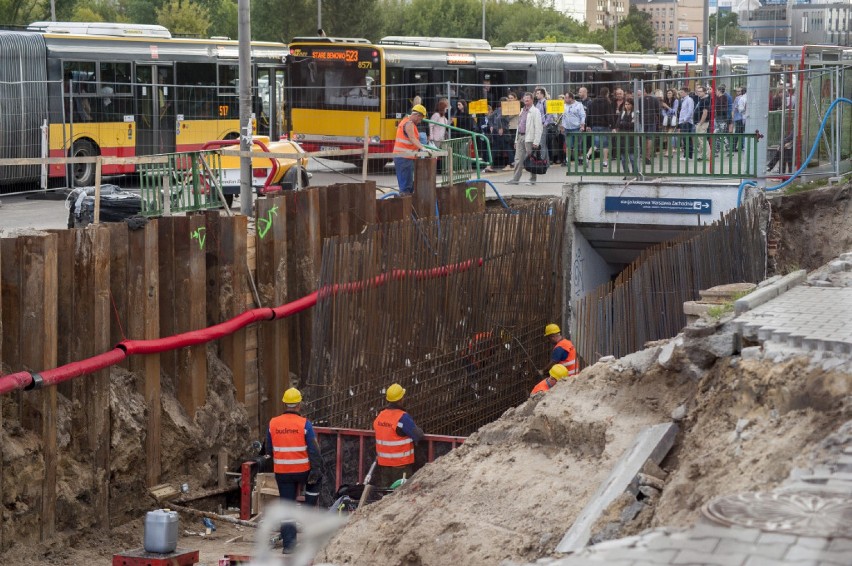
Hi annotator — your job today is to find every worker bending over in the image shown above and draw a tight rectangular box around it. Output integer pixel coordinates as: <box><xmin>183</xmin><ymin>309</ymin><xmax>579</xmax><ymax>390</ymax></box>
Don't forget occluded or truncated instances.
<box><xmin>531</xmin><ymin>364</ymin><xmax>569</xmax><ymax>395</ymax></box>
<box><xmin>373</xmin><ymin>383</ymin><xmax>424</xmax><ymax>488</ymax></box>
<box><xmin>267</xmin><ymin>387</ymin><xmax>324</xmax><ymax>554</ymax></box>
<box><xmin>392</xmin><ymin>104</ymin><xmax>431</xmax><ymax>194</ymax></box>
<box><xmin>543</xmin><ymin>323</ymin><xmax>578</xmax><ymax>376</ymax></box>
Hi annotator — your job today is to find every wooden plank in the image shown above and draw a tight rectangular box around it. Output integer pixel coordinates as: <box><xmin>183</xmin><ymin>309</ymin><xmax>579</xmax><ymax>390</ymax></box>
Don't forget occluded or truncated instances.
<box><xmin>377</xmin><ymin>196</ymin><xmax>412</xmax><ymax>224</ymax></box>
<box><xmin>256</xmin><ymin>196</ymin><xmax>288</xmax><ymax>428</ymax></box>
<box><xmin>89</xmin><ymin>226</ymin><xmax>111</xmax><ymax>528</ymax></box>
<box><xmin>284</xmin><ymin>189</ymin><xmax>321</xmax><ymax>378</ymax></box>
<box><xmin>129</xmin><ymin>221</ymin><xmax>162</xmax><ymax>487</ymax></box>
<box><xmin>19</xmin><ymin>234</ymin><xmax>58</xmax><ymax>541</ymax></box>
<box><xmin>50</xmin><ymin>230</ymin><xmax>76</xmax><ymax>375</ymax></box>
<box><xmin>157</xmin><ymin>218</ymin><xmax>177</xmax><ymax>380</ymax></box>
<box><xmin>0</xmin><ymin>238</ymin><xmax>21</xmax><ymax>375</ymax></box>
<box><xmin>218</xmin><ymin>215</ymin><xmax>248</xmax><ymax>402</ymax></box>
<box><xmin>204</xmin><ymin>211</ymin><xmax>222</xmax><ymax>329</ymax></box>
<box><xmin>0</xmin><ymin>239</ymin><xmax>3</xmax><ymax>552</ymax></box>
<box><xmin>351</xmin><ymin>181</ymin><xmax>377</xmax><ymax>231</ymax></box>
<box><xmin>106</xmin><ymin>223</ymin><xmax>130</xmax><ymax>358</ymax></box>
<box><xmin>173</xmin><ymin>215</ymin><xmax>207</xmax><ymax>415</ymax></box>
<box><xmin>412</xmin><ymin>158</ymin><xmax>437</xmax><ymax>219</ymax></box>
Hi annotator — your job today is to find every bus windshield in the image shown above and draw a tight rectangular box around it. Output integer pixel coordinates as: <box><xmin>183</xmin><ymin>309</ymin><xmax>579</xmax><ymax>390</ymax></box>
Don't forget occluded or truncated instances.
<box><xmin>290</xmin><ymin>46</ymin><xmax>381</xmax><ymax>110</ymax></box>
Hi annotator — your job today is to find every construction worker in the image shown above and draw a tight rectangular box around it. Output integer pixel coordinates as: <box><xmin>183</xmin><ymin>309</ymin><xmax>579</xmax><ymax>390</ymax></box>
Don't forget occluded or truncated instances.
<box><xmin>372</xmin><ymin>383</ymin><xmax>424</xmax><ymax>488</ymax></box>
<box><xmin>531</xmin><ymin>364</ymin><xmax>569</xmax><ymax>395</ymax></box>
<box><xmin>543</xmin><ymin>323</ymin><xmax>578</xmax><ymax>376</ymax></box>
<box><xmin>392</xmin><ymin>104</ymin><xmax>431</xmax><ymax>194</ymax></box>
<box><xmin>267</xmin><ymin>387</ymin><xmax>323</xmax><ymax>554</ymax></box>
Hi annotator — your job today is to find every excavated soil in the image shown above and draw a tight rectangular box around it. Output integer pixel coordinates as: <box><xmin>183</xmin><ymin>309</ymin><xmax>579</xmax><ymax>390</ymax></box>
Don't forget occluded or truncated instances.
<box><xmin>1</xmin><ymin>333</ymin><xmax>849</xmax><ymax>565</ymax></box>
<box><xmin>0</xmin><ymin>345</ymin><xmax>258</xmax><ymax>564</ymax></box>
<box><xmin>770</xmin><ymin>182</ymin><xmax>852</xmax><ymax>274</ymax></box>
<box><xmin>318</xmin><ymin>350</ymin><xmax>849</xmax><ymax>566</ymax></box>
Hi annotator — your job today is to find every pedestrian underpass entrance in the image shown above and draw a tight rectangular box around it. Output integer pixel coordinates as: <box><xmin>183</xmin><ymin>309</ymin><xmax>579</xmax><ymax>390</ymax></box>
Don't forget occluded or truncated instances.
<box><xmin>564</xmin><ymin>183</ymin><xmax>767</xmax><ymax>364</ymax></box>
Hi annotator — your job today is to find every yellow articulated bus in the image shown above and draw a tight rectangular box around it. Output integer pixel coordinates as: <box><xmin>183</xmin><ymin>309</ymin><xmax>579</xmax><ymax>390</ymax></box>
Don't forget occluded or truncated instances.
<box><xmin>0</xmin><ymin>21</ymin><xmax>288</xmax><ymax>191</ymax></box>
<box><xmin>285</xmin><ymin>36</ymin><xmax>607</xmax><ymax>157</ymax></box>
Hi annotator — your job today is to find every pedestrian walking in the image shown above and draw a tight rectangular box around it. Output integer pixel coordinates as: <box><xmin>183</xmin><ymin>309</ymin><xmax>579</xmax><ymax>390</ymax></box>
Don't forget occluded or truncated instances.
<box><xmin>615</xmin><ymin>97</ymin><xmax>638</xmax><ymax>176</ymax></box>
<box><xmin>506</xmin><ymin>92</ymin><xmax>543</xmax><ymax>185</ymax></box>
<box><xmin>560</xmin><ymin>91</ymin><xmax>586</xmax><ymax>166</ymax></box>
<box><xmin>676</xmin><ymin>86</ymin><xmax>695</xmax><ymax>160</ymax></box>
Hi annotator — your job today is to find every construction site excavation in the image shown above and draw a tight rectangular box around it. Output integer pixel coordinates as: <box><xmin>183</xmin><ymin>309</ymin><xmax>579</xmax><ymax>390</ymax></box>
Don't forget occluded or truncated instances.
<box><xmin>2</xmin><ymin>82</ymin><xmax>852</xmax><ymax>564</ymax></box>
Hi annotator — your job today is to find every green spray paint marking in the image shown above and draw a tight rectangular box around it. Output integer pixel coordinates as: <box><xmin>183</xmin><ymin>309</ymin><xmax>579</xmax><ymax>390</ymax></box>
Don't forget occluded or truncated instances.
<box><xmin>191</xmin><ymin>227</ymin><xmax>206</xmax><ymax>250</ymax></box>
<box><xmin>465</xmin><ymin>186</ymin><xmax>478</xmax><ymax>202</ymax></box>
<box><xmin>258</xmin><ymin>205</ymin><xmax>279</xmax><ymax>239</ymax></box>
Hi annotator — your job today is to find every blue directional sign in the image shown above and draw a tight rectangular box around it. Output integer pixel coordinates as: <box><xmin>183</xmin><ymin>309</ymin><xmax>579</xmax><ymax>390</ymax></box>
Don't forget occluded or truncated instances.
<box><xmin>677</xmin><ymin>37</ymin><xmax>698</xmax><ymax>64</ymax></box>
<box><xmin>605</xmin><ymin>196</ymin><xmax>712</xmax><ymax>215</ymax></box>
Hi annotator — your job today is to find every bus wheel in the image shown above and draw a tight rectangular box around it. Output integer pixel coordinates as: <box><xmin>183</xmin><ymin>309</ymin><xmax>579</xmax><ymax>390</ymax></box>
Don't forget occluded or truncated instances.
<box><xmin>69</xmin><ymin>140</ymin><xmax>98</xmax><ymax>187</ymax></box>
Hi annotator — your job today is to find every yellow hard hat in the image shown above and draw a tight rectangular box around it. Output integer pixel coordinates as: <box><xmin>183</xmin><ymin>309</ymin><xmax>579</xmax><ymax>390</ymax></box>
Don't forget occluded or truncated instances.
<box><xmin>549</xmin><ymin>365</ymin><xmax>569</xmax><ymax>380</ymax></box>
<box><xmin>386</xmin><ymin>383</ymin><xmax>406</xmax><ymax>402</ymax></box>
<box><xmin>544</xmin><ymin>323</ymin><xmax>561</xmax><ymax>337</ymax></box>
<box><xmin>282</xmin><ymin>387</ymin><xmax>302</xmax><ymax>404</ymax></box>
<box><xmin>411</xmin><ymin>104</ymin><xmax>427</xmax><ymax>116</ymax></box>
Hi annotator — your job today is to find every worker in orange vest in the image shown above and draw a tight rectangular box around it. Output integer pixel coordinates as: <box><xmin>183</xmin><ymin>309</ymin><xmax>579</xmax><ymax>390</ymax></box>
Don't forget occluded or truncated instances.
<box><xmin>267</xmin><ymin>387</ymin><xmax>323</xmax><ymax>554</ymax></box>
<box><xmin>372</xmin><ymin>383</ymin><xmax>424</xmax><ymax>488</ymax></box>
<box><xmin>531</xmin><ymin>364</ymin><xmax>569</xmax><ymax>395</ymax></box>
<box><xmin>543</xmin><ymin>323</ymin><xmax>578</xmax><ymax>376</ymax></box>
<box><xmin>392</xmin><ymin>104</ymin><xmax>431</xmax><ymax>194</ymax></box>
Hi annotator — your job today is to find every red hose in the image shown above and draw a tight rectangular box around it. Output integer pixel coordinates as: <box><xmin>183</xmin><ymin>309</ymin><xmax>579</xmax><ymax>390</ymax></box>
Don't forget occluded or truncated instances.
<box><xmin>0</xmin><ymin>257</ymin><xmax>484</xmax><ymax>394</ymax></box>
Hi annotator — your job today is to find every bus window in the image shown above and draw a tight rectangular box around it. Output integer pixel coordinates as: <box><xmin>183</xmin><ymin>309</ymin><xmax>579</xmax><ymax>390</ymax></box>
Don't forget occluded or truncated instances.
<box><xmin>176</xmin><ymin>62</ymin><xmax>217</xmax><ymax>119</ymax></box>
<box><xmin>98</xmin><ymin>62</ymin><xmax>131</xmax><ymax>121</ymax></box>
<box><xmin>63</xmin><ymin>61</ymin><xmax>97</xmax><ymax>122</ymax></box>
<box><xmin>290</xmin><ymin>46</ymin><xmax>382</xmax><ymax>112</ymax></box>
<box><xmin>218</xmin><ymin>64</ymin><xmax>239</xmax><ymax>119</ymax></box>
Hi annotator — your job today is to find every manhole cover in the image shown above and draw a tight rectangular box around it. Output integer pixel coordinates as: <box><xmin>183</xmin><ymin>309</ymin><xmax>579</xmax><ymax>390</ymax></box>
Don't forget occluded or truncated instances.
<box><xmin>702</xmin><ymin>492</ymin><xmax>852</xmax><ymax>537</ymax></box>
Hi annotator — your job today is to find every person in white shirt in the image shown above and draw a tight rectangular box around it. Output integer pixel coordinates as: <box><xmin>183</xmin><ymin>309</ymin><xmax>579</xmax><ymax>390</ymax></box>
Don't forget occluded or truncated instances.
<box><xmin>507</xmin><ymin>92</ymin><xmax>543</xmax><ymax>185</ymax></box>
<box><xmin>560</xmin><ymin>91</ymin><xmax>586</xmax><ymax>166</ymax></box>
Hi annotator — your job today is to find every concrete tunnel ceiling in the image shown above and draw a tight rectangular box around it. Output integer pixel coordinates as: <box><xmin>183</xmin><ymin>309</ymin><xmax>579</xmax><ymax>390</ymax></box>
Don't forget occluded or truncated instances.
<box><xmin>576</xmin><ymin>223</ymin><xmax>702</xmax><ymax>265</ymax></box>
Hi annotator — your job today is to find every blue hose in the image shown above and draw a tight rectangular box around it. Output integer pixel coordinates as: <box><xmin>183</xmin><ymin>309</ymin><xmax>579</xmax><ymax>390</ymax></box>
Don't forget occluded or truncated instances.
<box><xmin>737</xmin><ymin>97</ymin><xmax>851</xmax><ymax>206</ymax></box>
<box><xmin>379</xmin><ymin>191</ymin><xmax>401</xmax><ymax>200</ymax></box>
<box><xmin>466</xmin><ymin>178</ymin><xmax>512</xmax><ymax>210</ymax></box>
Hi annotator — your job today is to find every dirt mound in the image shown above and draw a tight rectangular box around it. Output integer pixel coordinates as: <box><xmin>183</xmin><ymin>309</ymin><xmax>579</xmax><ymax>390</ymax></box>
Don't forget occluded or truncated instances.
<box><xmin>318</xmin><ymin>338</ymin><xmax>849</xmax><ymax>566</ymax></box>
<box><xmin>771</xmin><ymin>182</ymin><xmax>852</xmax><ymax>274</ymax></box>
<box><xmin>0</xmin><ymin>345</ymin><xmax>255</xmax><ymax>563</ymax></box>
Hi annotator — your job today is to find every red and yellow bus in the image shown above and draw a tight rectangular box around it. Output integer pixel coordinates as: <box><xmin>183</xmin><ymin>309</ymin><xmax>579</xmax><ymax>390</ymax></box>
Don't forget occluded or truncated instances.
<box><xmin>0</xmin><ymin>21</ymin><xmax>288</xmax><ymax>190</ymax></box>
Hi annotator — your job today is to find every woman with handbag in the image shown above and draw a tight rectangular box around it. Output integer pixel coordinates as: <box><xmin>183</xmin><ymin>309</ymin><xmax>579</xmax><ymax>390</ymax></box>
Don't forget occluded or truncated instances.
<box><xmin>661</xmin><ymin>89</ymin><xmax>679</xmax><ymax>157</ymax></box>
<box><xmin>615</xmin><ymin>97</ymin><xmax>637</xmax><ymax>177</ymax></box>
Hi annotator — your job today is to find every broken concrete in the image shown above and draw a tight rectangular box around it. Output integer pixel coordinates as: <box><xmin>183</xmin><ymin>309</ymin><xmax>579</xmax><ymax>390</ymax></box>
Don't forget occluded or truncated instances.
<box><xmin>555</xmin><ymin>422</ymin><xmax>678</xmax><ymax>553</ymax></box>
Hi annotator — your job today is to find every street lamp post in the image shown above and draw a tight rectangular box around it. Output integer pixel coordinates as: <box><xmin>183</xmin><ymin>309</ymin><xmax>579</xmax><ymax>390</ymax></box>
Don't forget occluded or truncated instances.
<box><xmin>482</xmin><ymin>0</ymin><xmax>486</xmax><ymax>40</ymax></box>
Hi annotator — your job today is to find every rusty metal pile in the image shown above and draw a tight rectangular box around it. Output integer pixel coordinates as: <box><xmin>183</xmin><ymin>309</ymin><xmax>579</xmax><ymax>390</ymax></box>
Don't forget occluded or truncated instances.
<box><xmin>304</xmin><ymin>200</ymin><xmax>565</xmax><ymax>436</ymax></box>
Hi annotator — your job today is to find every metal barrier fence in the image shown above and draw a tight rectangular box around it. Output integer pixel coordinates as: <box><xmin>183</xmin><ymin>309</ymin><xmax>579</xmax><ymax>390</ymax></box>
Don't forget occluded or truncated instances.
<box><xmin>138</xmin><ymin>150</ymin><xmax>223</xmax><ymax>216</ymax></box>
<box><xmin>564</xmin><ymin>131</ymin><xmax>760</xmax><ymax>178</ymax></box>
<box><xmin>436</xmin><ymin>137</ymin><xmax>480</xmax><ymax>187</ymax></box>
<box><xmin>571</xmin><ymin>195</ymin><xmax>767</xmax><ymax>364</ymax></box>
<box><xmin>305</xmin><ymin>200</ymin><xmax>565</xmax><ymax>436</ymax></box>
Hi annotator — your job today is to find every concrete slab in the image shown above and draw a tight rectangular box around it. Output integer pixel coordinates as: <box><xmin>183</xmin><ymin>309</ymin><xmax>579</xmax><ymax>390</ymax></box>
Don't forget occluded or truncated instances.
<box><xmin>555</xmin><ymin>422</ymin><xmax>679</xmax><ymax>553</ymax></box>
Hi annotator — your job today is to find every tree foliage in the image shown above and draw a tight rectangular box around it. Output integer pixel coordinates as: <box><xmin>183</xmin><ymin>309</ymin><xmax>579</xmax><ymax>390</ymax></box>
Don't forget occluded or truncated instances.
<box><xmin>3</xmin><ymin>0</ymin><xmax>722</xmax><ymax>52</ymax></box>
<box><xmin>710</xmin><ymin>11</ymin><xmax>751</xmax><ymax>46</ymax></box>
<box><xmin>156</xmin><ymin>0</ymin><xmax>211</xmax><ymax>36</ymax></box>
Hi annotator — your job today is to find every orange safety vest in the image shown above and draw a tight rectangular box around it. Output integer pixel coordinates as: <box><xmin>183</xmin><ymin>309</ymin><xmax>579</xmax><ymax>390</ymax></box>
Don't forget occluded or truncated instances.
<box><xmin>373</xmin><ymin>408</ymin><xmax>414</xmax><ymax>467</ymax></box>
<box><xmin>531</xmin><ymin>378</ymin><xmax>551</xmax><ymax>395</ymax></box>
<box><xmin>554</xmin><ymin>338</ymin><xmax>578</xmax><ymax>376</ymax></box>
<box><xmin>269</xmin><ymin>413</ymin><xmax>310</xmax><ymax>474</ymax></box>
<box><xmin>392</xmin><ymin>116</ymin><xmax>419</xmax><ymax>158</ymax></box>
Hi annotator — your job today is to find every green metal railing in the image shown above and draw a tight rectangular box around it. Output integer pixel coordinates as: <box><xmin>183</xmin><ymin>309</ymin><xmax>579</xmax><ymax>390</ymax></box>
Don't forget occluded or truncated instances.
<box><xmin>422</xmin><ymin>119</ymin><xmax>492</xmax><ymax>187</ymax></box>
<box><xmin>564</xmin><ymin>132</ymin><xmax>759</xmax><ymax>178</ymax></box>
<box><xmin>139</xmin><ymin>150</ymin><xmax>224</xmax><ymax>216</ymax></box>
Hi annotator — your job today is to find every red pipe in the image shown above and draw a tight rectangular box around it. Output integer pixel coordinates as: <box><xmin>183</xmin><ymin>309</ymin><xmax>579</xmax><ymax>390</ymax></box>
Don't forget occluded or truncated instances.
<box><xmin>0</xmin><ymin>257</ymin><xmax>484</xmax><ymax>395</ymax></box>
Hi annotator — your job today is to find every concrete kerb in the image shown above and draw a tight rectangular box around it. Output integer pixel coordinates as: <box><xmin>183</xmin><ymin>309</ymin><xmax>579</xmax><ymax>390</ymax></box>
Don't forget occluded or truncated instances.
<box><xmin>734</xmin><ymin>270</ymin><xmax>806</xmax><ymax>315</ymax></box>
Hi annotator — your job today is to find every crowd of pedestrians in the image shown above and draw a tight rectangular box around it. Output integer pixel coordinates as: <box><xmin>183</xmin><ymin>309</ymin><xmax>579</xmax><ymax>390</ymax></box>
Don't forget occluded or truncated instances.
<box><xmin>423</xmin><ymin>80</ymin><xmax>752</xmax><ymax>178</ymax></box>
